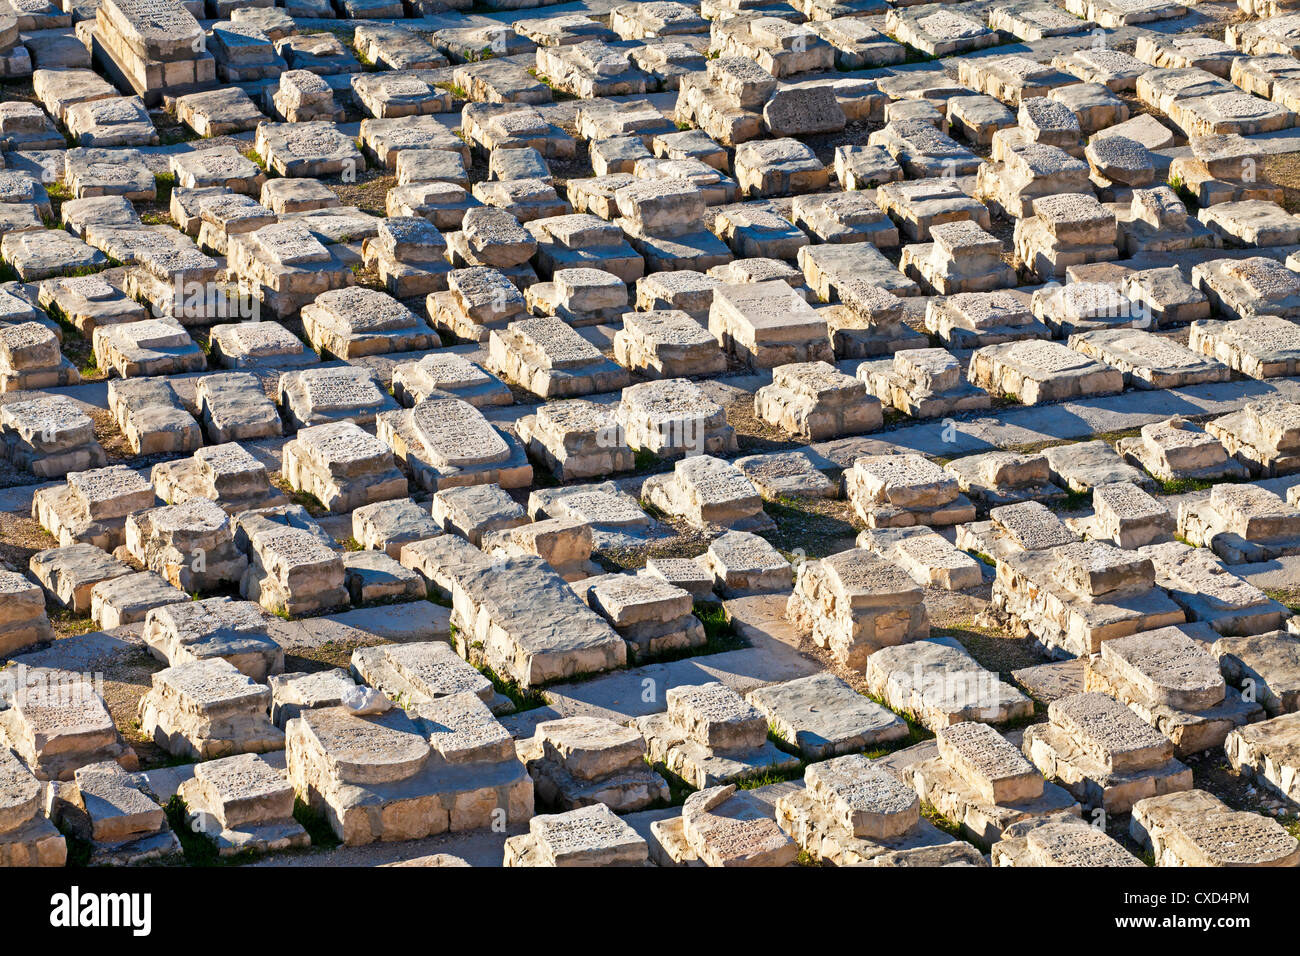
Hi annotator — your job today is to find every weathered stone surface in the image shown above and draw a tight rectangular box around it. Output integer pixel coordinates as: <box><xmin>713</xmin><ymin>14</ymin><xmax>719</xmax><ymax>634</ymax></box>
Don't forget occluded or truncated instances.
<box><xmin>1086</xmin><ymin>623</ymin><xmax>1262</xmax><ymax>756</ymax></box>
<box><xmin>286</xmin><ymin>702</ymin><xmax>532</xmax><ymax>846</ymax></box>
<box><xmin>505</xmin><ymin>802</ymin><xmax>649</xmax><ymax>866</ymax></box>
<box><xmin>138</xmin><ymin>658</ymin><xmax>283</xmax><ymax>760</ymax></box>
<box><xmin>787</xmin><ymin>547</ymin><xmax>928</xmax><ymax>670</ymax></box>
<box><xmin>1131</xmin><ymin>789</ymin><xmax>1299</xmax><ymax>866</ymax></box>
<box><xmin>378</xmin><ymin>398</ymin><xmax>532</xmax><ymax>493</ymax></box>
<box><xmin>642</xmin><ymin>456</ymin><xmax>770</xmax><ymax>532</ymax></box>
<box><xmin>906</xmin><ymin>727</ymin><xmax>1078</xmax><ymax>845</ymax></box>
<box><xmin>176</xmin><ymin>752</ymin><xmax>308</xmax><ymax>857</ymax></box>
<box><xmin>746</xmin><ymin>673</ymin><xmax>907</xmax><ymax>759</ymax></box>
<box><xmin>846</xmin><ymin>454</ymin><xmax>976</xmax><ymax>528</ymax></box>
<box><xmin>755</xmin><ymin>361</ymin><xmax>882</xmax><ymax>441</ymax></box>
<box><xmin>518</xmin><ymin>716</ymin><xmax>666</xmax><ymax>814</ymax></box>
<box><xmin>857</xmin><ymin>526</ymin><xmax>984</xmax><ymax>592</ymax></box>
<box><xmin>675</xmin><ymin>785</ymin><xmax>798</xmax><ymax>866</ymax></box>
<box><xmin>970</xmin><ymin>339</ymin><xmax>1124</xmax><ymax>406</ymax></box>
<box><xmin>0</xmin><ymin>745</ymin><xmax>66</xmax><ymax>865</ymax></box>
<box><xmin>1225</xmin><ymin>713</ymin><xmax>1300</xmax><ymax>808</ymax></box>
<box><xmin>0</xmin><ymin>671</ymin><xmax>136</xmax><ymax>782</ymax></box>
<box><xmin>141</xmin><ymin>596</ymin><xmax>280</xmax><ymax>681</ymax></box>
<box><xmin>450</xmin><ymin>555</ymin><xmax>626</xmax><ymax>688</ymax></box>
<box><xmin>993</xmin><ymin>814</ymin><xmax>1141</xmax><ymax>866</ymax></box>
<box><xmin>281</xmin><ymin>421</ymin><xmax>406</xmax><ymax>513</ymax></box>
<box><xmin>4</xmin><ymin>0</ymin><xmax>1298</xmax><ymax>878</ymax></box>
<box><xmin>865</xmin><ymin>638</ymin><xmax>1033</xmax><ymax>731</ymax></box>
<box><xmin>1023</xmin><ymin>691</ymin><xmax>1189</xmax><ymax>813</ymax></box>
<box><xmin>1214</xmin><ymin>632</ymin><xmax>1300</xmax><ymax>716</ymax></box>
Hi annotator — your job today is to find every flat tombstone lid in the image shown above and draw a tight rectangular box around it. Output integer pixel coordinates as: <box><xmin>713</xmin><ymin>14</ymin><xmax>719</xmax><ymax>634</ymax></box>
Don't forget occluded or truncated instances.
<box><xmin>301</xmin><ymin>707</ymin><xmax>429</xmax><ymax>785</ymax></box>
<box><xmin>412</xmin><ymin>398</ymin><xmax>510</xmax><ymax>468</ymax></box>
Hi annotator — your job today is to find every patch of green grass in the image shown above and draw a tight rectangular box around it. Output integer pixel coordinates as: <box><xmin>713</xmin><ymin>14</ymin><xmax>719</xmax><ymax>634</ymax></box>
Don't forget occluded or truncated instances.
<box><xmin>241</xmin><ymin>147</ymin><xmax>271</xmax><ymax>174</ymax></box>
<box><xmin>158</xmin><ymin>123</ymin><xmax>199</xmax><ymax>146</ymax></box>
<box><xmin>1090</xmin><ymin>425</ymin><xmax>1146</xmax><ymax>445</ymax></box>
<box><xmin>523</xmin><ymin>451</ymin><xmax>559</xmax><ymax>487</ymax></box>
<box><xmin>1265</xmin><ymin>588</ymin><xmax>1300</xmax><ymax>614</ymax></box>
<box><xmin>475</xmin><ymin>660</ymin><xmax>549</xmax><ymax>712</ymax></box>
<box><xmin>49</xmin><ymin>608</ymin><xmax>98</xmax><ymax>637</ymax></box>
<box><xmin>435</xmin><ymin>81</ymin><xmax>468</xmax><ymax>98</ymax></box>
<box><xmin>525</xmin><ymin>68</ymin><xmax>577</xmax><ymax>101</ymax></box>
<box><xmin>860</xmin><ymin>694</ymin><xmax>933</xmax><ymax>758</ymax></box>
<box><xmin>1278</xmin><ymin>814</ymin><xmax>1300</xmax><ymax>841</ymax></box>
<box><xmin>267</xmin><ymin>473</ymin><xmax>321</xmax><ymax>516</ymax></box>
<box><xmin>1159</xmin><ymin>476</ymin><xmax>1216</xmax><ymax>495</ymax></box>
<box><xmin>1063</xmin><ymin>488</ymin><xmax>1092</xmax><ymax>510</ymax></box>
<box><xmin>67</xmin><ymin>263</ymin><xmax>114</xmax><ymax>277</ymax></box>
<box><xmin>760</xmin><ymin>495</ymin><xmax>858</xmax><ymax>562</ymax></box>
<box><xmin>934</xmin><ymin>619</ymin><xmax>1043</xmax><ymax>683</ymax></box>
<box><xmin>920</xmin><ymin>802</ymin><xmax>961</xmax><ymax>837</ymax></box>
<box><xmin>164</xmin><ymin>795</ymin><xmax>220</xmax><ymax>866</ymax></box>
<box><xmin>341</xmin><ymin>536</ymin><xmax>364</xmax><ymax>552</ymax></box>
<box><xmin>631</xmin><ymin>601</ymin><xmax>748</xmax><ymax>667</ymax></box>
<box><xmin>734</xmin><ymin>761</ymin><xmax>804</xmax><ymax>790</ymax></box>
<box><xmin>55</xmin><ymin>824</ymin><xmax>93</xmax><ymax>867</ymax></box>
<box><xmin>882</xmin><ymin>407</ymin><xmax>907</xmax><ymax>427</ymax></box>
<box><xmin>646</xmin><ymin>760</ymin><xmax>695</xmax><ymax>805</ymax></box>
<box><xmin>693</xmin><ymin>602</ymin><xmax>743</xmax><ymax>649</ymax></box>
<box><xmin>1047</xmin><ymin>487</ymin><xmax>1091</xmax><ymax>513</ymax></box>
<box><xmin>282</xmin><ymin>486</ymin><xmax>327</xmax><ymax>517</ymax></box>
<box><xmin>882</xmin><ymin>35</ymin><xmax>936</xmax><ymax>64</ymax></box>
<box><xmin>153</xmin><ymin>172</ymin><xmax>176</xmax><ymax>205</ymax></box>
<box><xmin>1167</xmin><ymin>173</ymin><xmax>1199</xmax><ymax>213</ymax></box>
<box><xmin>633</xmin><ymin>447</ymin><xmax>659</xmax><ymax>472</ymax></box>
<box><xmin>293</xmin><ymin>798</ymin><xmax>341</xmax><ymax>849</ymax></box>
<box><xmin>46</xmin><ymin>298</ymin><xmax>96</xmax><ymax>364</ymax></box>
<box><xmin>320</xmin><ymin>25</ymin><xmax>356</xmax><ymax>43</ymax></box>
<box><xmin>639</xmin><ymin>497</ymin><xmax>669</xmax><ymax>521</ymax></box>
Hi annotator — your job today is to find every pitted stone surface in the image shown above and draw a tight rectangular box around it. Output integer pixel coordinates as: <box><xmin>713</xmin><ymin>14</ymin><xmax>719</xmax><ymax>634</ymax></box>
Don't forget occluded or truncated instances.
<box><xmin>5</xmin><ymin>0</ymin><xmax>1300</xmax><ymax>876</ymax></box>
<box><xmin>666</xmin><ymin>682</ymin><xmax>768</xmax><ymax>751</ymax></box>
<box><xmin>293</xmin><ymin>706</ymin><xmax>428</xmax><ymax>785</ymax></box>
<box><xmin>935</xmin><ymin>721</ymin><xmax>1043</xmax><ymax>804</ymax></box>
<box><xmin>1099</xmin><ymin>629</ymin><xmax>1226</xmax><ymax>711</ymax></box>
<box><xmin>803</xmin><ymin>753</ymin><xmax>920</xmax><ymax>839</ymax></box>
<box><xmin>1047</xmin><ymin>692</ymin><xmax>1172</xmax><ymax>771</ymax></box>
<box><xmin>413</xmin><ymin>399</ymin><xmax>511</xmax><ymax>468</ymax></box>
